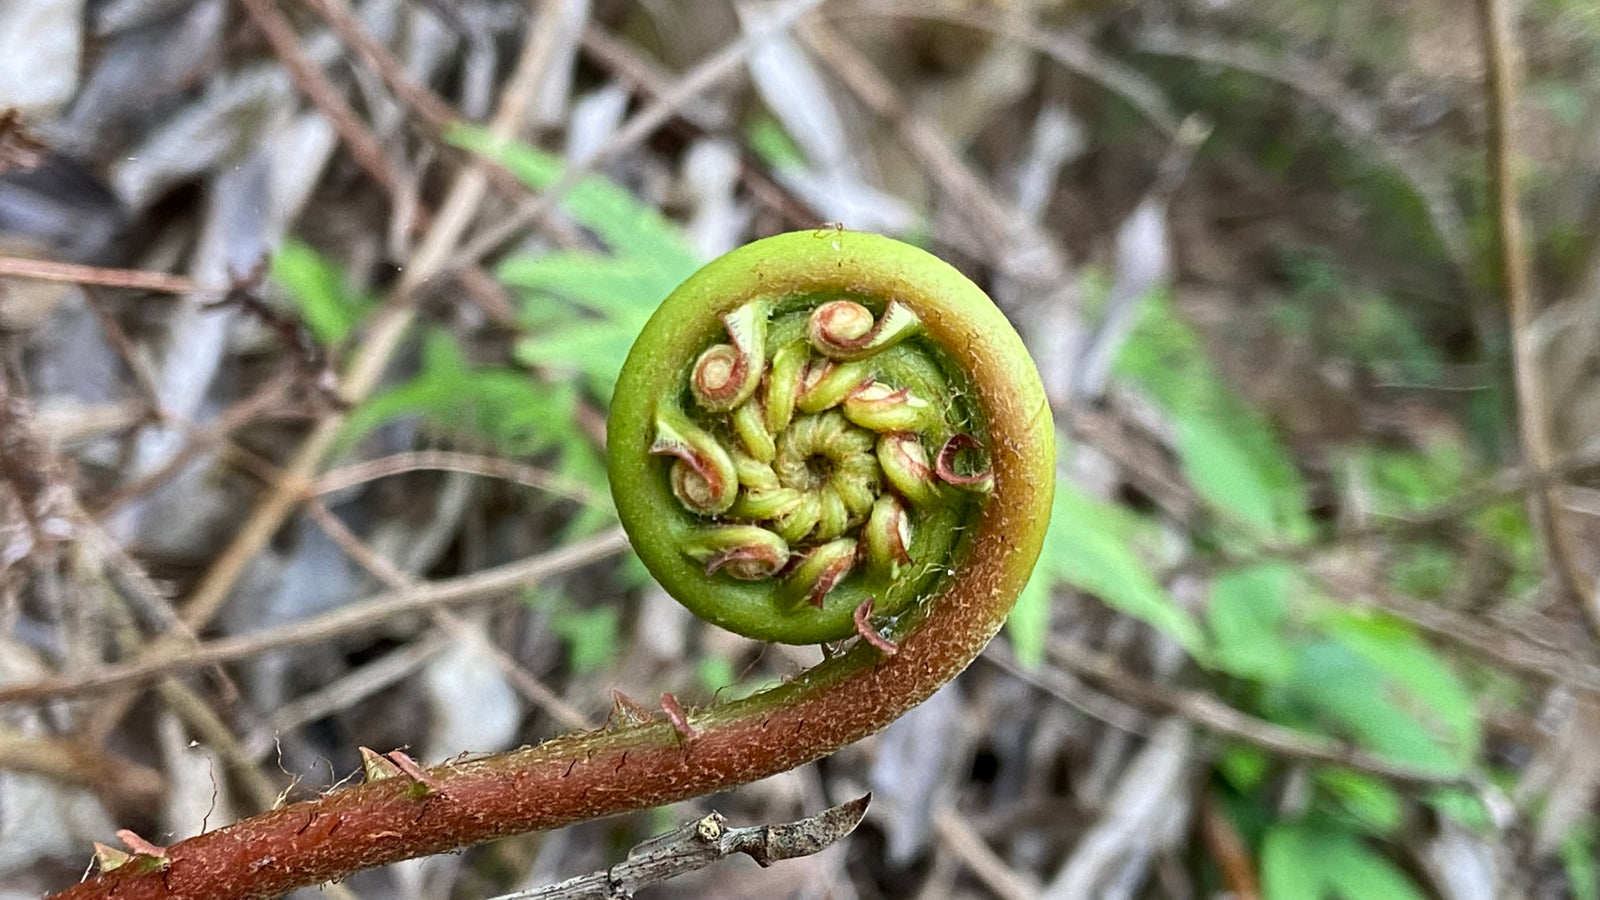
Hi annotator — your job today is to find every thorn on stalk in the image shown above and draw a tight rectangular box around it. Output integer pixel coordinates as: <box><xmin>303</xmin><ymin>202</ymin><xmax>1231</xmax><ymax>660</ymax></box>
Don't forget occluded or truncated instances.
<box><xmin>359</xmin><ymin>746</ymin><xmax>402</xmax><ymax>782</ymax></box>
<box><xmin>609</xmin><ymin>689</ymin><xmax>654</xmax><ymax>727</ymax></box>
<box><xmin>91</xmin><ymin>843</ymin><xmax>143</xmax><ymax>875</ymax></box>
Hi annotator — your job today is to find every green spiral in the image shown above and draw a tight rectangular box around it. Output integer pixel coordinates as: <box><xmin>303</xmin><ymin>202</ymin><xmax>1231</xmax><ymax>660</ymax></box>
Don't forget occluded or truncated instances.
<box><xmin>609</xmin><ymin>229</ymin><xmax>1051</xmax><ymax>644</ymax></box>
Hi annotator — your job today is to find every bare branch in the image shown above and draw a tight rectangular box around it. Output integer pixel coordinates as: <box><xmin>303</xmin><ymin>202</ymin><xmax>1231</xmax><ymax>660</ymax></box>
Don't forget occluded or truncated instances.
<box><xmin>491</xmin><ymin>795</ymin><xmax>870</xmax><ymax>900</ymax></box>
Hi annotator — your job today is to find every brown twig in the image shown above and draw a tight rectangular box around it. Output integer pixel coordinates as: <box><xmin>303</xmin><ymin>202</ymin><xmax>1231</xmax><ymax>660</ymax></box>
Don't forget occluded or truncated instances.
<box><xmin>1310</xmin><ymin>564</ymin><xmax>1600</xmax><ymax>695</ymax></box>
<box><xmin>1020</xmin><ymin>641</ymin><xmax>1472</xmax><ymax>788</ymax></box>
<box><xmin>838</xmin><ymin>4</ymin><xmax>1181</xmax><ymax>137</ymax></box>
<box><xmin>88</xmin><ymin>372</ymin><xmax>298</xmax><ymax>516</ymax></box>
<box><xmin>1131</xmin><ymin>25</ymin><xmax>1476</xmax><ymax>293</ymax></box>
<box><xmin>0</xmin><ymin>731</ymin><xmax>164</xmax><ymax>818</ymax></box>
<box><xmin>0</xmin><ymin>256</ymin><xmax>199</xmax><ymax>294</ymax></box>
<box><xmin>82</xmin><ymin>288</ymin><xmax>166</xmax><ymax>414</ymax></box>
<box><xmin>240</xmin><ymin>632</ymin><xmax>450</xmax><ymax>760</ymax></box>
<box><xmin>293</xmin><ymin>0</ymin><xmax>533</xmax><ymax>206</ymax></box>
<box><xmin>163</xmin><ymin>0</ymin><xmax>565</xmax><ymax>647</ymax></box>
<box><xmin>295</xmin><ymin>0</ymin><xmax>460</xmax><ymax>135</ymax></box>
<box><xmin>312</xmin><ymin>449</ymin><xmax>604</xmax><ymax>509</ymax></box>
<box><xmin>930</xmin><ymin>806</ymin><xmax>1041</xmax><ymax>900</ymax></box>
<box><xmin>1199</xmin><ymin>794</ymin><xmax>1261</xmax><ymax>900</ymax></box>
<box><xmin>446</xmin><ymin>0</ymin><xmax>829</xmax><ymax>270</ymax></box>
<box><xmin>237</xmin><ymin>0</ymin><xmax>400</xmax><ymax>197</ymax></box>
<box><xmin>302</xmin><ymin>498</ymin><xmax>596</xmax><ymax>731</ymax></box>
<box><xmin>1476</xmin><ymin>0</ymin><xmax>1600</xmax><ymax>638</ymax></box>
<box><xmin>151</xmin><ymin>679</ymin><xmax>293</xmax><ymax>813</ymax></box>
<box><xmin>74</xmin><ymin>0</ymin><xmax>583</xmax><ymax>755</ymax></box>
<box><xmin>1159</xmin><ymin>443</ymin><xmax>1600</xmax><ymax>581</ymax></box>
<box><xmin>1072</xmin><ymin>392</ymin><xmax>1600</xmax><ymax>687</ymax></box>
<box><xmin>797</xmin><ymin>18</ymin><xmax>1018</xmax><ymax>256</ymax></box>
<box><xmin>487</xmin><ymin>796</ymin><xmax>870</xmax><ymax>900</ymax></box>
<box><xmin>0</xmin><ymin>527</ymin><xmax>629</xmax><ymax>704</ymax></box>
<box><xmin>577</xmin><ymin>26</ymin><xmax>823</xmax><ymax>230</ymax></box>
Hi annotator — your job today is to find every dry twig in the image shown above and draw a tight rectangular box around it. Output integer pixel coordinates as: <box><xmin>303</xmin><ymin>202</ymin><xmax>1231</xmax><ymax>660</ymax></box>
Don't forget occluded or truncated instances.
<box><xmin>0</xmin><ymin>256</ymin><xmax>200</xmax><ymax>294</ymax></box>
<box><xmin>1477</xmin><ymin>0</ymin><xmax>1600</xmax><ymax>639</ymax></box>
<box><xmin>312</xmin><ymin>449</ymin><xmax>604</xmax><ymax>509</ymax></box>
<box><xmin>1010</xmin><ymin>641</ymin><xmax>1474</xmax><ymax>788</ymax></box>
<box><xmin>0</xmin><ymin>527</ymin><xmax>628</xmax><ymax>704</ymax></box>
<box><xmin>489</xmin><ymin>795</ymin><xmax>870</xmax><ymax>900</ymax></box>
<box><xmin>448</xmin><ymin>0</ymin><xmax>829</xmax><ymax>269</ymax></box>
<box><xmin>238</xmin><ymin>0</ymin><xmax>401</xmax><ymax>196</ymax></box>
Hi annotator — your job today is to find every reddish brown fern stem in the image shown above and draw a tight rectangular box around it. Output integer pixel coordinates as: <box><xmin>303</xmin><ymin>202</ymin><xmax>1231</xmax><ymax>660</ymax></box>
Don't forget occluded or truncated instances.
<box><xmin>49</xmin><ymin>489</ymin><xmax>1032</xmax><ymax>900</ymax></box>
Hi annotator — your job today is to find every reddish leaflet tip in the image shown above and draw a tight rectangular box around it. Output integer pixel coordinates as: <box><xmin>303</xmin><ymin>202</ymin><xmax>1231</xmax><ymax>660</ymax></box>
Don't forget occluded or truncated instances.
<box><xmin>386</xmin><ymin>750</ymin><xmax>445</xmax><ymax>794</ymax></box>
<box><xmin>935</xmin><ymin>434</ymin><xmax>994</xmax><ymax>493</ymax></box>
<box><xmin>852</xmin><ymin>598</ymin><xmax>899</xmax><ymax>656</ymax></box>
<box><xmin>660</xmin><ymin>692</ymin><xmax>697</xmax><ymax>740</ymax></box>
<box><xmin>115</xmin><ymin>831</ymin><xmax>168</xmax><ymax>859</ymax></box>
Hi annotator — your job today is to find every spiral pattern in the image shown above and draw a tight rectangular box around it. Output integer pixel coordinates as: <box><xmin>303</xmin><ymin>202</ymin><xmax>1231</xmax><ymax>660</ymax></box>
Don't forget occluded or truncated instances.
<box><xmin>610</xmin><ymin>230</ymin><xmax>1033</xmax><ymax>644</ymax></box>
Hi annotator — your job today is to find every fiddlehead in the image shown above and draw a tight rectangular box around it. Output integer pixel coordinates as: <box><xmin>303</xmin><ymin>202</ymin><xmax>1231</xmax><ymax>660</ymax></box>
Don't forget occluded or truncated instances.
<box><xmin>610</xmin><ymin>229</ymin><xmax>1036</xmax><ymax>644</ymax></box>
<box><xmin>50</xmin><ymin>230</ymin><xmax>1053</xmax><ymax>900</ymax></box>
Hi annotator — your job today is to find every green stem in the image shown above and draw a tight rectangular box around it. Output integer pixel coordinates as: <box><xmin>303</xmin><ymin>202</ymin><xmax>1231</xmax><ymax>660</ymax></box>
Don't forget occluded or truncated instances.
<box><xmin>50</xmin><ymin>230</ymin><xmax>1053</xmax><ymax>900</ymax></box>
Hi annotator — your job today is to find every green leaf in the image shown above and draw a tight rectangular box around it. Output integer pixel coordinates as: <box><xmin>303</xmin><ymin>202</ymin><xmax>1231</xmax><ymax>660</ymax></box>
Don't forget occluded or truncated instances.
<box><xmin>1563</xmin><ymin>819</ymin><xmax>1599</xmax><ymax>900</ymax></box>
<box><xmin>1261</xmin><ymin>823</ymin><xmax>1428</xmax><ymax>900</ymax></box>
<box><xmin>1009</xmin><ymin>561</ymin><xmax>1052</xmax><ymax>667</ymax></box>
<box><xmin>516</xmin><ymin>320</ymin><xmax>657</xmax><ymax>399</ymax></box>
<box><xmin>1320</xmin><ymin>610</ymin><xmax>1479</xmax><ymax>760</ymax></box>
<box><xmin>446</xmin><ymin>124</ymin><xmax>701</xmax><ymax>401</ymax></box>
<box><xmin>1348</xmin><ymin>443</ymin><xmax>1467</xmax><ymax>515</ymax></box>
<box><xmin>1113</xmin><ymin>291</ymin><xmax>1310</xmax><ymax>542</ymax></box>
<box><xmin>1209</xmin><ymin>563</ymin><xmax>1296</xmax><ymax>681</ymax></box>
<box><xmin>1473</xmin><ymin>500</ymin><xmax>1540</xmax><ymax>594</ymax></box>
<box><xmin>545</xmin><ymin>599</ymin><xmax>620</xmax><ymax>673</ymax></box>
<box><xmin>1260</xmin><ymin>824</ymin><xmax>1326</xmax><ymax>900</ymax></box>
<box><xmin>498</xmin><ymin>253</ymin><xmax>683</xmax><ymax>321</ymax></box>
<box><xmin>1345</xmin><ymin>292</ymin><xmax>1441</xmax><ymax>385</ymax></box>
<box><xmin>1317</xmin><ymin>770</ymin><xmax>1403</xmax><ymax>834</ymax></box>
<box><xmin>1176</xmin><ymin>414</ymin><xmax>1307</xmax><ymax>541</ymax></box>
<box><xmin>1284</xmin><ymin>640</ymin><xmax>1461</xmax><ymax>774</ymax></box>
<box><xmin>1218</xmin><ymin>744</ymin><xmax>1272</xmax><ymax>793</ymax></box>
<box><xmin>1019</xmin><ymin>476</ymin><xmax>1204</xmax><ymax>656</ymax></box>
<box><xmin>1428</xmin><ymin>786</ymin><xmax>1492</xmax><ymax>832</ymax></box>
<box><xmin>1387</xmin><ymin>540</ymin><xmax>1458</xmax><ymax>598</ymax></box>
<box><xmin>340</xmin><ymin>331</ymin><xmax>612</xmax><ymax>523</ymax></box>
<box><xmin>449</xmin><ymin>125</ymin><xmax>697</xmax><ymax>264</ymax></box>
<box><xmin>1320</xmin><ymin>837</ymin><xmax>1430</xmax><ymax>900</ymax></box>
<box><xmin>746</xmin><ymin>116</ymin><xmax>807</xmax><ymax>168</ymax></box>
<box><xmin>270</xmin><ymin>239</ymin><xmax>373</xmax><ymax>344</ymax></box>
<box><xmin>697</xmin><ymin>657</ymin><xmax>738</xmax><ymax>695</ymax></box>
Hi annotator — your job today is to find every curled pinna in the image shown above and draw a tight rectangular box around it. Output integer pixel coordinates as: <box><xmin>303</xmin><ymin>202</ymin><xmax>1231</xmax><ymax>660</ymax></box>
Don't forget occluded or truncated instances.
<box><xmin>609</xmin><ymin>229</ymin><xmax>1054</xmax><ymax>646</ymax></box>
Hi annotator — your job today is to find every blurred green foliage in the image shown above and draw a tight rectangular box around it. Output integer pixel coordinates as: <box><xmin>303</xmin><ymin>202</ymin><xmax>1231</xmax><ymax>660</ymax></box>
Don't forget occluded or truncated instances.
<box><xmin>450</xmin><ymin>124</ymin><xmax>702</xmax><ymax>402</ymax></box>
<box><xmin>1261</xmin><ymin>821</ymin><xmax>1428</xmax><ymax>900</ymax></box>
